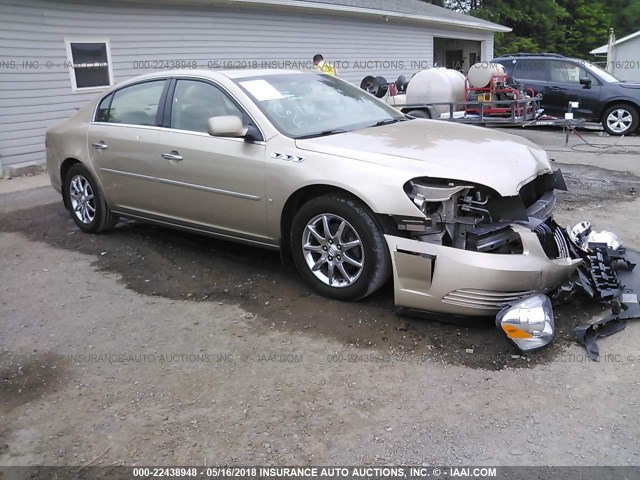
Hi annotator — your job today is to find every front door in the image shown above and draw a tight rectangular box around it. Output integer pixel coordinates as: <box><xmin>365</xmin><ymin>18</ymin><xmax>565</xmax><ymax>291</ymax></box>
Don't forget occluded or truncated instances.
<box><xmin>545</xmin><ymin>60</ymin><xmax>602</xmax><ymax>120</ymax></box>
<box><xmin>155</xmin><ymin>79</ymin><xmax>269</xmax><ymax>242</ymax></box>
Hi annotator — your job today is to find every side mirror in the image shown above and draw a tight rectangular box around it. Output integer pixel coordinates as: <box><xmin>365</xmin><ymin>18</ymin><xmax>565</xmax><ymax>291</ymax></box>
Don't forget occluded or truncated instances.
<box><xmin>207</xmin><ymin>116</ymin><xmax>248</xmax><ymax>138</ymax></box>
<box><xmin>579</xmin><ymin>77</ymin><xmax>592</xmax><ymax>88</ymax></box>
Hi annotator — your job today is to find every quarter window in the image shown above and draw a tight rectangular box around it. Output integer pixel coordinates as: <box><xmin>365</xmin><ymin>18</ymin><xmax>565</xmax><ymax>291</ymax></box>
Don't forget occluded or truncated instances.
<box><xmin>97</xmin><ymin>80</ymin><xmax>166</xmax><ymax>125</ymax></box>
<box><xmin>64</xmin><ymin>39</ymin><xmax>113</xmax><ymax>92</ymax></box>
<box><xmin>171</xmin><ymin>80</ymin><xmax>245</xmax><ymax>133</ymax></box>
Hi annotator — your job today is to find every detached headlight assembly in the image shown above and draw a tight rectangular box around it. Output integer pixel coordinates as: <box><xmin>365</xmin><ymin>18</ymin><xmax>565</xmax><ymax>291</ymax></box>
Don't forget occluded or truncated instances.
<box><xmin>496</xmin><ymin>294</ymin><xmax>555</xmax><ymax>352</ymax></box>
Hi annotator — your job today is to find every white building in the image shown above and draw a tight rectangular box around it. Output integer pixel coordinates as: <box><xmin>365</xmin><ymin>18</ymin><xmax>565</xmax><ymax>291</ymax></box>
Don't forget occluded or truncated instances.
<box><xmin>0</xmin><ymin>0</ymin><xmax>508</xmax><ymax>174</ymax></box>
<box><xmin>590</xmin><ymin>30</ymin><xmax>640</xmax><ymax>82</ymax></box>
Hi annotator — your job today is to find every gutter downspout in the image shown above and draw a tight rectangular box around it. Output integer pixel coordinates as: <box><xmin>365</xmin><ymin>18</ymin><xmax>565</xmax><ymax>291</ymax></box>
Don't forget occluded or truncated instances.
<box><xmin>606</xmin><ymin>28</ymin><xmax>616</xmax><ymax>74</ymax></box>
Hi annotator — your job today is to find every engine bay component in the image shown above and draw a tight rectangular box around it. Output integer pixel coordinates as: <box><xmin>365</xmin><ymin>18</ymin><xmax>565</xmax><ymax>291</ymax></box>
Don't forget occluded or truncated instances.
<box><xmin>496</xmin><ymin>294</ymin><xmax>555</xmax><ymax>352</ymax></box>
<box><xmin>403</xmin><ymin>171</ymin><xmax>566</xmax><ymax>255</ymax></box>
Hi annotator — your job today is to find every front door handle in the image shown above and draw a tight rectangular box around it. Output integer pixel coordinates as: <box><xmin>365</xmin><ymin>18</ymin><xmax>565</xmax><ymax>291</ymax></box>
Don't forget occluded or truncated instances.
<box><xmin>161</xmin><ymin>152</ymin><xmax>183</xmax><ymax>162</ymax></box>
<box><xmin>549</xmin><ymin>86</ymin><xmax>561</xmax><ymax>91</ymax></box>
<box><xmin>92</xmin><ymin>142</ymin><xmax>108</xmax><ymax>150</ymax></box>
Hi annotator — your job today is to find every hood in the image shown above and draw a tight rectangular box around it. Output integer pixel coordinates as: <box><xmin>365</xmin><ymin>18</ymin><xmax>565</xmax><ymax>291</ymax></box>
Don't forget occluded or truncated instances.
<box><xmin>619</xmin><ymin>82</ymin><xmax>640</xmax><ymax>90</ymax></box>
<box><xmin>295</xmin><ymin>120</ymin><xmax>552</xmax><ymax>197</ymax></box>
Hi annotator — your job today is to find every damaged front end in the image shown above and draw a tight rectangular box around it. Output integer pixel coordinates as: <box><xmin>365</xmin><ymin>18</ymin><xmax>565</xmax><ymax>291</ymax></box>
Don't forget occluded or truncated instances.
<box><xmin>385</xmin><ymin>169</ymin><xmax>580</xmax><ymax>320</ymax></box>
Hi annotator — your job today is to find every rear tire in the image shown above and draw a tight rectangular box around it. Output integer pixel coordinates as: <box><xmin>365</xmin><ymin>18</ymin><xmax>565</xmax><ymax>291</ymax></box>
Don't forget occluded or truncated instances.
<box><xmin>290</xmin><ymin>194</ymin><xmax>391</xmax><ymax>301</ymax></box>
<box><xmin>602</xmin><ymin>103</ymin><xmax>639</xmax><ymax>136</ymax></box>
<box><xmin>63</xmin><ymin>164</ymin><xmax>118</xmax><ymax>233</ymax></box>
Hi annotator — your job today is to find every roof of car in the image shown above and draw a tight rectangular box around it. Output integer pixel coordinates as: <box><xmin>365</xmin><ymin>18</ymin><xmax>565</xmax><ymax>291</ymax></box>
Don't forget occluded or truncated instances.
<box><xmin>117</xmin><ymin>69</ymin><xmax>307</xmax><ymax>86</ymax></box>
<box><xmin>494</xmin><ymin>53</ymin><xmax>567</xmax><ymax>59</ymax></box>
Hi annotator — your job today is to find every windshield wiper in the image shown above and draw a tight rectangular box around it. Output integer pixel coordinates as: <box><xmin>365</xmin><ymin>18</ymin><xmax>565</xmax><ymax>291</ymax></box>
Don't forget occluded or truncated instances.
<box><xmin>371</xmin><ymin>117</ymin><xmax>406</xmax><ymax>127</ymax></box>
<box><xmin>295</xmin><ymin>129</ymin><xmax>349</xmax><ymax>139</ymax></box>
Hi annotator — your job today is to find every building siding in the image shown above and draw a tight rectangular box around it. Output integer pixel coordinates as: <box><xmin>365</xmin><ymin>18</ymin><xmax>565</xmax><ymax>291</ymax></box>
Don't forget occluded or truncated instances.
<box><xmin>609</xmin><ymin>39</ymin><xmax>640</xmax><ymax>82</ymax></box>
<box><xmin>0</xmin><ymin>0</ymin><xmax>495</xmax><ymax>170</ymax></box>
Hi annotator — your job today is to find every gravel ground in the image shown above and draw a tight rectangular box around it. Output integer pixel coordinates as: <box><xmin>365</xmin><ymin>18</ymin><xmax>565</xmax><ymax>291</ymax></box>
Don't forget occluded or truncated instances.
<box><xmin>1</xmin><ymin>134</ymin><xmax>639</xmax><ymax>467</ymax></box>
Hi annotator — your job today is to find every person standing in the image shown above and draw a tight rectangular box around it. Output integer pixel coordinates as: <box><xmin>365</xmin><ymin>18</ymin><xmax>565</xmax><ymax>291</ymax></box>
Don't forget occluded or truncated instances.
<box><xmin>313</xmin><ymin>54</ymin><xmax>338</xmax><ymax>76</ymax></box>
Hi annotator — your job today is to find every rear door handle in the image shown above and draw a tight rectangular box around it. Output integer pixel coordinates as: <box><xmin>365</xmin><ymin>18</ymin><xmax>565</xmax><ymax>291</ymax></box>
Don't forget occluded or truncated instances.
<box><xmin>549</xmin><ymin>86</ymin><xmax>561</xmax><ymax>91</ymax></box>
<box><xmin>92</xmin><ymin>142</ymin><xmax>108</xmax><ymax>150</ymax></box>
<box><xmin>161</xmin><ymin>152</ymin><xmax>183</xmax><ymax>162</ymax></box>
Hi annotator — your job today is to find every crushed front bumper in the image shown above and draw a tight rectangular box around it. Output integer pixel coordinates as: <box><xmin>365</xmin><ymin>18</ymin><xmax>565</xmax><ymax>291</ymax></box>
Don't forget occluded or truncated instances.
<box><xmin>385</xmin><ymin>224</ymin><xmax>582</xmax><ymax>317</ymax></box>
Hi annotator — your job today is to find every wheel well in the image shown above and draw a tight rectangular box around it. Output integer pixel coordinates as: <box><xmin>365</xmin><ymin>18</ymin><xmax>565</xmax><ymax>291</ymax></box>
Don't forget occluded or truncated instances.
<box><xmin>60</xmin><ymin>158</ymin><xmax>81</xmax><ymax>208</ymax></box>
<box><xmin>601</xmin><ymin>101</ymin><xmax>639</xmax><ymax>120</ymax></box>
<box><xmin>279</xmin><ymin>185</ymin><xmax>371</xmax><ymax>267</ymax></box>
<box><xmin>60</xmin><ymin>158</ymin><xmax>81</xmax><ymax>183</ymax></box>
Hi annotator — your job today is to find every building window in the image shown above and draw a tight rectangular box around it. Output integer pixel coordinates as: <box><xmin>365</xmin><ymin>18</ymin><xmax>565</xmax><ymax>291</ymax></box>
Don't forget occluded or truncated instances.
<box><xmin>64</xmin><ymin>39</ymin><xmax>113</xmax><ymax>92</ymax></box>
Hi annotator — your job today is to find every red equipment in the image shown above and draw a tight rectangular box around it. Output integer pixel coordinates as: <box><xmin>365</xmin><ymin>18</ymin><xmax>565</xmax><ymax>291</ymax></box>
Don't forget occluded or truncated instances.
<box><xmin>465</xmin><ymin>74</ymin><xmax>536</xmax><ymax>117</ymax></box>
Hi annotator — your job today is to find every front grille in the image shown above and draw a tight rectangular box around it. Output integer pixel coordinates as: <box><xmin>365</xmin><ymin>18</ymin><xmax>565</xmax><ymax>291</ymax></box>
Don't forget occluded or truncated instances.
<box><xmin>442</xmin><ymin>288</ymin><xmax>538</xmax><ymax>311</ymax></box>
<box><xmin>534</xmin><ymin>220</ymin><xmax>570</xmax><ymax>259</ymax></box>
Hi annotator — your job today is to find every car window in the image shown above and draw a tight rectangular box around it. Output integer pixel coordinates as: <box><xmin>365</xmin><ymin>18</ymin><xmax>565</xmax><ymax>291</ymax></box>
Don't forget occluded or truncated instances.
<box><xmin>96</xmin><ymin>93</ymin><xmax>114</xmax><ymax>122</ymax></box>
<box><xmin>511</xmin><ymin>59</ymin><xmax>548</xmax><ymax>82</ymax></box>
<box><xmin>235</xmin><ymin>72</ymin><xmax>402</xmax><ymax>138</ymax></box>
<box><xmin>171</xmin><ymin>80</ymin><xmax>245</xmax><ymax>133</ymax></box>
<box><xmin>549</xmin><ymin>61</ymin><xmax>597</xmax><ymax>84</ymax></box>
<box><xmin>98</xmin><ymin>80</ymin><xmax>165</xmax><ymax>125</ymax></box>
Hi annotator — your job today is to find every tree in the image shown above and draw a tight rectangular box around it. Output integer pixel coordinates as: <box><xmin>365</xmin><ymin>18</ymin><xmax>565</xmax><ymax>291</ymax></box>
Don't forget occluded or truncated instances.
<box><xmin>609</xmin><ymin>0</ymin><xmax>640</xmax><ymax>38</ymax></box>
<box><xmin>472</xmin><ymin>0</ymin><xmax>570</xmax><ymax>56</ymax></box>
<box><xmin>555</xmin><ymin>0</ymin><xmax>612</xmax><ymax>57</ymax></box>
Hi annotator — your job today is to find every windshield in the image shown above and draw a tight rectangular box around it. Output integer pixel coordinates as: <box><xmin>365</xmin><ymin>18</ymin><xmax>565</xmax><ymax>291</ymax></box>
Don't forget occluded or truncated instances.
<box><xmin>234</xmin><ymin>72</ymin><xmax>405</xmax><ymax>138</ymax></box>
<box><xmin>582</xmin><ymin>61</ymin><xmax>620</xmax><ymax>83</ymax></box>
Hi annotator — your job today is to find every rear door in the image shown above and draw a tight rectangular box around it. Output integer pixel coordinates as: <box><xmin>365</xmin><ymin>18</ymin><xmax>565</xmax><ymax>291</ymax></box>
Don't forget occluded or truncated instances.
<box><xmin>88</xmin><ymin>79</ymin><xmax>169</xmax><ymax>211</ymax></box>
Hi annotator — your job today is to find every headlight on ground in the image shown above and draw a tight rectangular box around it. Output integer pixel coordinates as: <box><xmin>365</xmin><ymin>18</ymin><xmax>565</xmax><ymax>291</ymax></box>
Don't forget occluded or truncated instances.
<box><xmin>496</xmin><ymin>294</ymin><xmax>555</xmax><ymax>352</ymax></box>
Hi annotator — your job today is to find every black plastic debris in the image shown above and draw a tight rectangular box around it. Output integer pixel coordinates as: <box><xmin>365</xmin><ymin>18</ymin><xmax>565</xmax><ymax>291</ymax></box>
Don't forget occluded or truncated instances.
<box><xmin>575</xmin><ymin>315</ymin><xmax>627</xmax><ymax>361</ymax></box>
<box><xmin>547</xmin><ymin>226</ymin><xmax>640</xmax><ymax>360</ymax></box>
<box><xmin>575</xmin><ymin>294</ymin><xmax>640</xmax><ymax>361</ymax></box>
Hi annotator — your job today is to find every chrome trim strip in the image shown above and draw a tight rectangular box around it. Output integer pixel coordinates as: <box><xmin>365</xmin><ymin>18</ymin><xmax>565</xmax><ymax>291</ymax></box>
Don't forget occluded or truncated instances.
<box><xmin>99</xmin><ymin>168</ymin><xmax>261</xmax><ymax>201</ymax></box>
<box><xmin>111</xmin><ymin>209</ymin><xmax>278</xmax><ymax>250</ymax></box>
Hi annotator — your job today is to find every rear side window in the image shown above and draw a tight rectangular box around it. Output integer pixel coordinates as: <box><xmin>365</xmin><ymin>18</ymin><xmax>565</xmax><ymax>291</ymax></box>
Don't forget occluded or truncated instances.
<box><xmin>512</xmin><ymin>59</ymin><xmax>548</xmax><ymax>82</ymax></box>
<box><xmin>97</xmin><ymin>80</ymin><xmax>166</xmax><ymax>125</ymax></box>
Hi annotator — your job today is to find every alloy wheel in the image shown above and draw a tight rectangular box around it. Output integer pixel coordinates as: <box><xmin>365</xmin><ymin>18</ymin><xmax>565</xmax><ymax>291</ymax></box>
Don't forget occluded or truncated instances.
<box><xmin>606</xmin><ymin>108</ymin><xmax>633</xmax><ymax>134</ymax></box>
<box><xmin>302</xmin><ymin>213</ymin><xmax>364</xmax><ymax>288</ymax></box>
<box><xmin>69</xmin><ymin>174</ymin><xmax>96</xmax><ymax>224</ymax></box>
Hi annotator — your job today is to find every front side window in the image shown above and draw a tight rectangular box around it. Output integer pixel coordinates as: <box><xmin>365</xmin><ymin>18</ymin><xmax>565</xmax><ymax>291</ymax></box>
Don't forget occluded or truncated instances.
<box><xmin>170</xmin><ymin>80</ymin><xmax>245</xmax><ymax>133</ymax></box>
<box><xmin>65</xmin><ymin>40</ymin><xmax>113</xmax><ymax>92</ymax></box>
<box><xmin>549</xmin><ymin>61</ymin><xmax>597</xmax><ymax>84</ymax></box>
<box><xmin>234</xmin><ymin>72</ymin><xmax>404</xmax><ymax>138</ymax></box>
<box><xmin>97</xmin><ymin>80</ymin><xmax>165</xmax><ymax>125</ymax></box>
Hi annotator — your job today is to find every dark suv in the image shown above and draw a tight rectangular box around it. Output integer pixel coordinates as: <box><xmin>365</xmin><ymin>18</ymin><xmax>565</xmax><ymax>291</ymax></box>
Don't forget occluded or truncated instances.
<box><xmin>493</xmin><ymin>53</ymin><xmax>640</xmax><ymax>135</ymax></box>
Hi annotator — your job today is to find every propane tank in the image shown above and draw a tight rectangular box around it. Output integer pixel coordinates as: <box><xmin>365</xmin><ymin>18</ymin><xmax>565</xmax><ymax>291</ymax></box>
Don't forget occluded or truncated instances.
<box><xmin>405</xmin><ymin>68</ymin><xmax>465</xmax><ymax>115</ymax></box>
<box><xmin>438</xmin><ymin>68</ymin><xmax>466</xmax><ymax>105</ymax></box>
<box><xmin>467</xmin><ymin>62</ymin><xmax>506</xmax><ymax>88</ymax></box>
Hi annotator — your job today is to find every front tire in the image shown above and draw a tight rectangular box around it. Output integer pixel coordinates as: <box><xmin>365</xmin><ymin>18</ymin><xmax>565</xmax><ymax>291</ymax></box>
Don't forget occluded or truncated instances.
<box><xmin>602</xmin><ymin>103</ymin><xmax>639</xmax><ymax>136</ymax></box>
<box><xmin>290</xmin><ymin>194</ymin><xmax>391</xmax><ymax>301</ymax></box>
<box><xmin>63</xmin><ymin>164</ymin><xmax>118</xmax><ymax>233</ymax></box>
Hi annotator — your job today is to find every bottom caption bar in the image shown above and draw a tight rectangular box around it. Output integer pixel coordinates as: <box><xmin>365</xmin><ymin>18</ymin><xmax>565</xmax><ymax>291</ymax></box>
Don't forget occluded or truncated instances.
<box><xmin>0</xmin><ymin>466</ymin><xmax>637</xmax><ymax>480</ymax></box>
